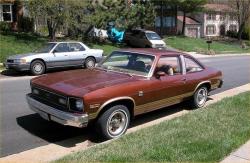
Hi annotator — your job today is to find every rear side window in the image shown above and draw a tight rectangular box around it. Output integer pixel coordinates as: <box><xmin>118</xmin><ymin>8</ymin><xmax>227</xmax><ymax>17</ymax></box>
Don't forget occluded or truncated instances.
<box><xmin>157</xmin><ymin>56</ymin><xmax>181</xmax><ymax>75</ymax></box>
<box><xmin>185</xmin><ymin>57</ymin><xmax>203</xmax><ymax>73</ymax></box>
<box><xmin>68</xmin><ymin>43</ymin><xmax>85</xmax><ymax>52</ymax></box>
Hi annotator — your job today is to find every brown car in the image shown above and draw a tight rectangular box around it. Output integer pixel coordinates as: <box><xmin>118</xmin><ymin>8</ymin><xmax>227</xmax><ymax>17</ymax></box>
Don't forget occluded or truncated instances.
<box><xmin>26</xmin><ymin>49</ymin><xmax>223</xmax><ymax>139</ymax></box>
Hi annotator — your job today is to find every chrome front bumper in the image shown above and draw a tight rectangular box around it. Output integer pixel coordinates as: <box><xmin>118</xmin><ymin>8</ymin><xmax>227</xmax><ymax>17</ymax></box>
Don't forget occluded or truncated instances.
<box><xmin>26</xmin><ymin>94</ymin><xmax>88</xmax><ymax>128</ymax></box>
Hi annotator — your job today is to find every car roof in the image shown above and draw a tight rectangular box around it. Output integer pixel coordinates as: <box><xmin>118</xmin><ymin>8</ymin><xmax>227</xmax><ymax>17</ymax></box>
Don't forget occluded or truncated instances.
<box><xmin>117</xmin><ymin>48</ymin><xmax>189</xmax><ymax>57</ymax></box>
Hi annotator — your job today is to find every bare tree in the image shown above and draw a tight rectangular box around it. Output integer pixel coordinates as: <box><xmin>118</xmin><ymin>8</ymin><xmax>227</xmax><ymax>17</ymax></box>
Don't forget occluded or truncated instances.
<box><xmin>229</xmin><ymin>0</ymin><xmax>250</xmax><ymax>40</ymax></box>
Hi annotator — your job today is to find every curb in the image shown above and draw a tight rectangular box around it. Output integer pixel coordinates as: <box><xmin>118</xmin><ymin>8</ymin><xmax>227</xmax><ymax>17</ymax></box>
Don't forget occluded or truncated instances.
<box><xmin>186</xmin><ymin>52</ymin><xmax>250</xmax><ymax>58</ymax></box>
<box><xmin>0</xmin><ymin>84</ymin><xmax>250</xmax><ymax>163</ymax></box>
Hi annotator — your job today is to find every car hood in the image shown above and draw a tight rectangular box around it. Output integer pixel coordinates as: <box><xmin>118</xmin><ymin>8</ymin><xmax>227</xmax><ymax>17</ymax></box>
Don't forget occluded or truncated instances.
<box><xmin>7</xmin><ymin>53</ymin><xmax>40</xmax><ymax>59</ymax></box>
<box><xmin>149</xmin><ymin>40</ymin><xmax>166</xmax><ymax>45</ymax></box>
<box><xmin>31</xmin><ymin>69</ymin><xmax>137</xmax><ymax>97</ymax></box>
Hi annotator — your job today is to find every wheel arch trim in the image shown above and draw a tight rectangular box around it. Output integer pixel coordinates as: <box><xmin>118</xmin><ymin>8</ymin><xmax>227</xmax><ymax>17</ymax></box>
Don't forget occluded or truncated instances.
<box><xmin>88</xmin><ymin>96</ymin><xmax>136</xmax><ymax>120</ymax></box>
<box><xmin>194</xmin><ymin>81</ymin><xmax>211</xmax><ymax>93</ymax></box>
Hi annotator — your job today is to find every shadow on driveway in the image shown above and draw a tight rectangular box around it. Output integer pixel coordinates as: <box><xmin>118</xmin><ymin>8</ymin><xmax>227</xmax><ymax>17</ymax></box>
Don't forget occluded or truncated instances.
<box><xmin>16</xmin><ymin>102</ymin><xmax>191</xmax><ymax>148</ymax></box>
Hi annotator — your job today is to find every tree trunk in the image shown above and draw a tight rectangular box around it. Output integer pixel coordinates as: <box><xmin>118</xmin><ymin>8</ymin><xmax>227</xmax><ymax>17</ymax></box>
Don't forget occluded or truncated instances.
<box><xmin>237</xmin><ymin>22</ymin><xmax>245</xmax><ymax>40</ymax></box>
<box><xmin>160</xmin><ymin>0</ymin><xmax>163</xmax><ymax>36</ymax></box>
<box><xmin>47</xmin><ymin>19</ymin><xmax>56</xmax><ymax>41</ymax></box>
<box><xmin>182</xmin><ymin>11</ymin><xmax>186</xmax><ymax>36</ymax></box>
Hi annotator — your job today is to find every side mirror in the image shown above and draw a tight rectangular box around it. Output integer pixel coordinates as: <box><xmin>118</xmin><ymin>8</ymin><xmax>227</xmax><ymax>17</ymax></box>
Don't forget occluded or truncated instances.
<box><xmin>155</xmin><ymin>71</ymin><xmax>165</xmax><ymax>79</ymax></box>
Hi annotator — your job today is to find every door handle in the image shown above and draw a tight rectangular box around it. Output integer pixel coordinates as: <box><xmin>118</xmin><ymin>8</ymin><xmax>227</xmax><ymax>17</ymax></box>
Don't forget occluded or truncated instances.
<box><xmin>181</xmin><ymin>78</ymin><xmax>187</xmax><ymax>81</ymax></box>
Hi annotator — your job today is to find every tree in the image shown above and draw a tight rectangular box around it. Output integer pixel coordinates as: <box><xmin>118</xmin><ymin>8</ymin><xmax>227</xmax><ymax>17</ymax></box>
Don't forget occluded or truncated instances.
<box><xmin>89</xmin><ymin>0</ymin><xmax>155</xmax><ymax>31</ymax></box>
<box><xmin>29</xmin><ymin>0</ymin><xmax>88</xmax><ymax>41</ymax></box>
<box><xmin>178</xmin><ymin>0</ymin><xmax>207</xmax><ymax>35</ymax></box>
<box><xmin>229</xmin><ymin>0</ymin><xmax>250</xmax><ymax>40</ymax></box>
<box><xmin>151</xmin><ymin>0</ymin><xmax>206</xmax><ymax>35</ymax></box>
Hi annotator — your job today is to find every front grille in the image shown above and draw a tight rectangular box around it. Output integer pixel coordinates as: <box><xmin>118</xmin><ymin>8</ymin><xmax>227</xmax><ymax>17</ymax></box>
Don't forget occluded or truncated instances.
<box><xmin>31</xmin><ymin>86</ymin><xmax>68</xmax><ymax>111</ymax></box>
<box><xmin>7</xmin><ymin>59</ymin><xmax>14</xmax><ymax>63</ymax></box>
<box><xmin>155</xmin><ymin>44</ymin><xmax>164</xmax><ymax>48</ymax></box>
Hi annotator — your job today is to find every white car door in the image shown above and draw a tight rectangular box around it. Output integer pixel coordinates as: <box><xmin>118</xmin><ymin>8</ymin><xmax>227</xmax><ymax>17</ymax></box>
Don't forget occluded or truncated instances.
<box><xmin>67</xmin><ymin>43</ymin><xmax>86</xmax><ymax>66</ymax></box>
<box><xmin>48</xmin><ymin>43</ymin><xmax>71</xmax><ymax>68</ymax></box>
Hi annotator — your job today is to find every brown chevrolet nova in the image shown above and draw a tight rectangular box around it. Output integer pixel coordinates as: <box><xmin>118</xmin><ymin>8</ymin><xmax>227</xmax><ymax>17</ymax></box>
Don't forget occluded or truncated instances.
<box><xmin>26</xmin><ymin>49</ymin><xmax>223</xmax><ymax>139</ymax></box>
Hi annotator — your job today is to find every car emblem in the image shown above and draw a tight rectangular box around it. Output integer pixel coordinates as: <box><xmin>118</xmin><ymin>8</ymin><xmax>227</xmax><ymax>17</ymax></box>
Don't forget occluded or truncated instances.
<box><xmin>138</xmin><ymin>91</ymin><xmax>144</xmax><ymax>97</ymax></box>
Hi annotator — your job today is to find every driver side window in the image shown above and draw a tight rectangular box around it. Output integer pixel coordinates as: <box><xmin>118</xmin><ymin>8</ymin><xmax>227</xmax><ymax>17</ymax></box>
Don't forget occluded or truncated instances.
<box><xmin>53</xmin><ymin>43</ymin><xmax>69</xmax><ymax>53</ymax></box>
<box><xmin>157</xmin><ymin>56</ymin><xmax>181</xmax><ymax>76</ymax></box>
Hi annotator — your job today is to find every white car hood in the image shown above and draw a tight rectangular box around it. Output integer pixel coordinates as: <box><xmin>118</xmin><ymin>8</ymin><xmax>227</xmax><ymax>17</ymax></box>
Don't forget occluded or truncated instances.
<box><xmin>149</xmin><ymin>40</ymin><xmax>166</xmax><ymax>45</ymax></box>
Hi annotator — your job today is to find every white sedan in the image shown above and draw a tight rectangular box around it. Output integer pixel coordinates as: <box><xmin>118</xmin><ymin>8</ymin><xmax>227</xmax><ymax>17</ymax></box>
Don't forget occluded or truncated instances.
<box><xmin>4</xmin><ymin>42</ymin><xmax>103</xmax><ymax>75</ymax></box>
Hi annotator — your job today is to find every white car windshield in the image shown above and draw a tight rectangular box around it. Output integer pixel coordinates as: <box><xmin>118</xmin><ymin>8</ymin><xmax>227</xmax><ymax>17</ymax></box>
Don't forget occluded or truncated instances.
<box><xmin>146</xmin><ymin>32</ymin><xmax>162</xmax><ymax>40</ymax></box>
<box><xmin>97</xmin><ymin>51</ymin><xmax>155</xmax><ymax>76</ymax></box>
<box><xmin>35</xmin><ymin>43</ymin><xmax>57</xmax><ymax>53</ymax></box>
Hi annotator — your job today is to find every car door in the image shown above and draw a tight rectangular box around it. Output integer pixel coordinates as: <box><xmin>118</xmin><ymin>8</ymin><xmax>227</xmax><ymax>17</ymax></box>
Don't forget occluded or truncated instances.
<box><xmin>135</xmin><ymin>55</ymin><xmax>188</xmax><ymax>114</ymax></box>
<box><xmin>48</xmin><ymin>43</ymin><xmax>70</xmax><ymax>68</ymax></box>
<box><xmin>67</xmin><ymin>43</ymin><xmax>86</xmax><ymax>66</ymax></box>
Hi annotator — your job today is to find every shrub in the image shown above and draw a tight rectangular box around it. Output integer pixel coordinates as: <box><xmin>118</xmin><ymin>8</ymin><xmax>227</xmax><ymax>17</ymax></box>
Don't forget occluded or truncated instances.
<box><xmin>18</xmin><ymin>17</ymin><xmax>34</xmax><ymax>32</ymax></box>
<box><xmin>226</xmin><ymin>30</ymin><xmax>238</xmax><ymax>38</ymax></box>
<box><xmin>0</xmin><ymin>22</ymin><xmax>11</xmax><ymax>33</ymax></box>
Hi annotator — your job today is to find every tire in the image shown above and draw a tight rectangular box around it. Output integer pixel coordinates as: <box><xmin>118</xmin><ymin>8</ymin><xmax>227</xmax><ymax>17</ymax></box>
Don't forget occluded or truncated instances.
<box><xmin>84</xmin><ymin>57</ymin><xmax>96</xmax><ymax>69</ymax></box>
<box><xmin>190</xmin><ymin>86</ymin><xmax>208</xmax><ymax>108</ymax></box>
<box><xmin>96</xmin><ymin>105</ymin><xmax>130</xmax><ymax>140</ymax></box>
<box><xmin>30</xmin><ymin>60</ymin><xmax>46</xmax><ymax>75</ymax></box>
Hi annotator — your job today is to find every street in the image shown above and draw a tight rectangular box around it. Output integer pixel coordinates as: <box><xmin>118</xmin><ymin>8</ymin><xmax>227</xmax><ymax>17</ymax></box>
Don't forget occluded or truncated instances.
<box><xmin>0</xmin><ymin>55</ymin><xmax>250</xmax><ymax>157</ymax></box>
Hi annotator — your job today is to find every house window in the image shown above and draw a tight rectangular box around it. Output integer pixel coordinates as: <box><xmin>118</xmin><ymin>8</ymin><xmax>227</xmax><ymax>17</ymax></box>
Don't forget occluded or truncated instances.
<box><xmin>229</xmin><ymin>15</ymin><xmax>237</xmax><ymax>21</ymax></box>
<box><xmin>155</xmin><ymin>16</ymin><xmax>176</xmax><ymax>28</ymax></box>
<box><xmin>229</xmin><ymin>25</ymin><xmax>237</xmax><ymax>31</ymax></box>
<box><xmin>220</xmin><ymin>14</ymin><xmax>226</xmax><ymax>21</ymax></box>
<box><xmin>206</xmin><ymin>13</ymin><xmax>216</xmax><ymax>20</ymax></box>
<box><xmin>206</xmin><ymin>25</ymin><xmax>216</xmax><ymax>35</ymax></box>
<box><xmin>0</xmin><ymin>4</ymin><xmax>13</xmax><ymax>22</ymax></box>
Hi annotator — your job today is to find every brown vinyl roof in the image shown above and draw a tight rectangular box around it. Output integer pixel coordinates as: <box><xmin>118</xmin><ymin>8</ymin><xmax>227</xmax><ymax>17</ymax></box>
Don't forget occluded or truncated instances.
<box><xmin>177</xmin><ymin>16</ymin><xmax>201</xmax><ymax>25</ymax></box>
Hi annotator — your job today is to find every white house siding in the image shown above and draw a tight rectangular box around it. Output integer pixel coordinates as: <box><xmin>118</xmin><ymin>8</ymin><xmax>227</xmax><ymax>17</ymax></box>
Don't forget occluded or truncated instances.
<box><xmin>203</xmin><ymin>13</ymin><xmax>238</xmax><ymax>37</ymax></box>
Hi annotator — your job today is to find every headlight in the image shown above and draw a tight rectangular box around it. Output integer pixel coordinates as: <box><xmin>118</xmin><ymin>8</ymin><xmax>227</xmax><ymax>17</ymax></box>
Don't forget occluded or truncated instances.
<box><xmin>15</xmin><ymin>59</ymin><xmax>27</xmax><ymax>64</ymax></box>
<box><xmin>69</xmin><ymin>98</ymin><xmax>84</xmax><ymax>112</ymax></box>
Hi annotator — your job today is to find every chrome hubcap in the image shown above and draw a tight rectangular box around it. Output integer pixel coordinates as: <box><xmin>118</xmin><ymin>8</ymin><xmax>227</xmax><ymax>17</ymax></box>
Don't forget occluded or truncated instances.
<box><xmin>197</xmin><ymin>88</ymin><xmax>207</xmax><ymax>106</ymax></box>
<box><xmin>34</xmin><ymin>63</ymin><xmax>43</xmax><ymax>73</ymax></box>
<box><xmin>107</xmin><ymin>110</ymin><xmax>127</xmax><ymax>137</ymax></box>
<box><xmin>86</xmin><ymin>60</ymin><xmax>94</xmax><ymax>68</ymax></box>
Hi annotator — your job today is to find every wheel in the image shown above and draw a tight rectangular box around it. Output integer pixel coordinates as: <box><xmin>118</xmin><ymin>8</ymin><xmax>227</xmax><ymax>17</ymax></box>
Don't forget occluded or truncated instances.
<box><xmin>84</xmin><ymin>57</ymin><xmax>96</xmax><ymax>69</ymax></box>
<box><xmin>30</xmin><ymin>60</ymin><xmax>46</xmax><ymax>75</ymax></box>
<box><xmin>96</xmin><ymin>105</ymin><xmax>130</xmax><ymax>140</ymax></box>
<box><xmin>191</xmin><ymin>86</ymin><xmax>208</xmax><ymax>108</ymax></box>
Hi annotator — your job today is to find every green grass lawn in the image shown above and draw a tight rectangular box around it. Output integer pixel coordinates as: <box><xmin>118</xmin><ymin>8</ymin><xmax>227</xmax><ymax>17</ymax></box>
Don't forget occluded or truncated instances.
<box><xmin>55</xmin><ymin>92</ymin><xmax>250</xmax><ymax>163</ymax></box>
<box><xmin>0</xmin><ymin>33</ymin><xmax>47</xmax><ymax>63</ymax></box>
<box><xmin>165</xmin><ymin>36</ymin><xmax>250</xmax><ymax>54</ymax></box>
<box><xmin>0</xmin><ymin>33</ymin><xmax>121</xmax><ymax>63</ymax></box>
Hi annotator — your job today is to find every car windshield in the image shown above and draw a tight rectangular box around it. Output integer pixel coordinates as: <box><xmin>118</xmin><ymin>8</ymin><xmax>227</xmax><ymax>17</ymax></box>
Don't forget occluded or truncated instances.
<box><xmin>146</xmin><ymin>32</ymin><xmax>161</xmax><ymax>40</ymax></box>
<box><xmin>97</xmin><ymin>51</ymin><xmax>155</xmax><ymax>77</ymax></box>
<box><xmin>34</xmin><ymin>43</ymin><xmax>57</xmax><ymax>53</ymax></box>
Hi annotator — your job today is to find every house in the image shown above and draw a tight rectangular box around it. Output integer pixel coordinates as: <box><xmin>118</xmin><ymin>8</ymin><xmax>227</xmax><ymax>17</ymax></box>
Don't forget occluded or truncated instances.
<box><xmin>178</xmin><ymin>3</ymin><xmax>239</xmax><ymax>38</ymax></box>
<box><xmin>177</xmin><ymin>16</ymin><xmax>201</xmax><ymax>38</ymax></box>
<box><xmin>0</xmin><ymin>0</ymin><xmax>25</xmax><ymax>31</ymax></box>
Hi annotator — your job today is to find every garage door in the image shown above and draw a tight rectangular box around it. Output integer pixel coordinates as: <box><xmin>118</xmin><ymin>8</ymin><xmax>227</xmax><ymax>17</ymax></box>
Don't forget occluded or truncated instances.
<box><xmin>186</xmin><ymin>28</ymin><xmax>198</xmax><ymax>38</ymax></box>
